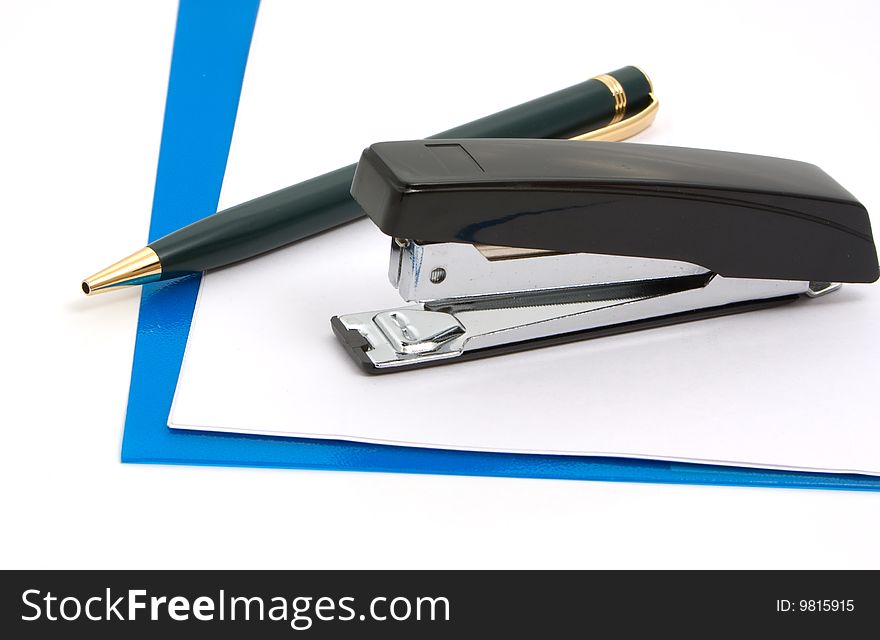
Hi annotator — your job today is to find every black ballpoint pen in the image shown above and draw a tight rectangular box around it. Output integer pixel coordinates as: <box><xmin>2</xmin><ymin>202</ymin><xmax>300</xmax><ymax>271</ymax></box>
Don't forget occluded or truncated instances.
<box><xmin>82</xmin><ymin>66</ymin><xmax>657</xmax><ymax>295</ymax></box>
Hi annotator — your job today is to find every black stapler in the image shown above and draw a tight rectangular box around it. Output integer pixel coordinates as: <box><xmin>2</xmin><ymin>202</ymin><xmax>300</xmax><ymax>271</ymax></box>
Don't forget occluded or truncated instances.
<box><xmin>331</xmin><ymin>139</ymin><xmax>879</xmax><ymax>373</ymax></box>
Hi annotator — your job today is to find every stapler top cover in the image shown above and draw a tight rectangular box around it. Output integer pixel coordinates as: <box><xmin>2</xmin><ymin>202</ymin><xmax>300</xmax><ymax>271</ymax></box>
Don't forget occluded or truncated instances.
<box><xmin>351</xmin><ymin>139</ymin><xmax>878</xmax><ymax>283</ymax></box>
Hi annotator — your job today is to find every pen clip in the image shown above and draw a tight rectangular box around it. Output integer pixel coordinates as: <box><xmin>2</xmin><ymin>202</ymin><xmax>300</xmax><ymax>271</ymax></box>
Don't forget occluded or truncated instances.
<box><xmin>569</xmin><ymin>92</ymin><xmax>659</xmax><ymax>143</ymax></box>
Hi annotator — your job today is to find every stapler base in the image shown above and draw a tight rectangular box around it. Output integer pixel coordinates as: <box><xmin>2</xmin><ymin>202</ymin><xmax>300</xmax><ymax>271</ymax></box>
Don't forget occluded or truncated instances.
<box><xmin>332</xmin><ymin>274</ymin><xmax>838</xmax><ymax>374</ymax></box>
<box><xmin>332</xmin><ymin>295</ymin><xmax>804</xmax><ymax>374</ymax></box>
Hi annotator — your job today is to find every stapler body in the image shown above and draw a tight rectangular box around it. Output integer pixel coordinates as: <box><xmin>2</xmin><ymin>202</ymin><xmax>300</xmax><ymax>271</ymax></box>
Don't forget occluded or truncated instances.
<box><xmin>332</xmin><ymin>139</ymin><xmax>879</xmax><ymax>373</ymax></box>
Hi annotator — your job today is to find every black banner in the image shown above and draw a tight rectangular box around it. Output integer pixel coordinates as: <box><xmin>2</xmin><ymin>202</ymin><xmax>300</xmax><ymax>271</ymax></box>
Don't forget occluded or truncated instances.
<box><xmin>1</xmin><ymin>570</ymin><xmax>876</xmax><ymax>637</ymax></box>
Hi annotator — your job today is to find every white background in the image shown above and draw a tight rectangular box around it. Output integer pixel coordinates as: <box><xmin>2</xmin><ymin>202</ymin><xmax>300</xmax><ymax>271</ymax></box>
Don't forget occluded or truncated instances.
<box><xmin>2</xmin><ymin>0</ymin><xmax>879</xmax><ymax>568</ymax></box>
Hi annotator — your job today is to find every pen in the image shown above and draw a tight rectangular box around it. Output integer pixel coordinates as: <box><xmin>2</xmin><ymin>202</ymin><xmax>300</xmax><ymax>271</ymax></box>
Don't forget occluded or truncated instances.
<box><xmin>82</xmin><ymin>66</ymin><xmax>658</xmax><ymax>295</ymax></box>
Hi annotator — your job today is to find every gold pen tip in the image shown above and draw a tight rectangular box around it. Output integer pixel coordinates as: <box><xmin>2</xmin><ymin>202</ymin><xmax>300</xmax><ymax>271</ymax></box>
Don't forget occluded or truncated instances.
<box><xmin>81</xmin><ymin>246</ymin><xmax>162</xmax><ymax>295</ymax></box>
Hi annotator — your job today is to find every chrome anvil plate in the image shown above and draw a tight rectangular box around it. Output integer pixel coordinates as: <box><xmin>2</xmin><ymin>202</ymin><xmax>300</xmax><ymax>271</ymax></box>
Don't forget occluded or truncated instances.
<box><xmin>332</xmin><ymin>268</ymin><xmax>823</xmax><ymax>371</ymax></box>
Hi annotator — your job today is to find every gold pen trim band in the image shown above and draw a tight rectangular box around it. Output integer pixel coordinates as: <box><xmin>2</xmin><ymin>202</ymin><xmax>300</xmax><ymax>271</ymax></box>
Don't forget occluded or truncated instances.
<box><xmin>593</xmin><ymin>74</ymin><xmax>627</xmax><ymax>125</ymax></box>
<box><xmin>570</xmin><ymin>92</ymin><xmax>658</xmax><ymax>142</ymax></box>
<box><xmin>81</xmin><ymin>246</ymin><xmax>162</xmax><ymax>295</ymax></box>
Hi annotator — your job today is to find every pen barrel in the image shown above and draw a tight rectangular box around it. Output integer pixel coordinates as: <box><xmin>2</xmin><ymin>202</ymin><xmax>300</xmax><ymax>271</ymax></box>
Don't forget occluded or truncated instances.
<box><xmin>155</xmin><ymin>165</ymin><xmax>359</xmax><ymax>277</ymax></box>
<box><xmin>150</xmin><ymin>67</ymin><xmax>653</xmax><ymax>275</ymax></box>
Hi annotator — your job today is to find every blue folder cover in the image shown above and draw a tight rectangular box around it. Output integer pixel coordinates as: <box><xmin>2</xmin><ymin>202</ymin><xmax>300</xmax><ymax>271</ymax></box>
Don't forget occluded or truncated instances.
<box><xmin>120</xmin><ymin>0</ymin><xmax>880</xmax><ymax>491</ymax></box>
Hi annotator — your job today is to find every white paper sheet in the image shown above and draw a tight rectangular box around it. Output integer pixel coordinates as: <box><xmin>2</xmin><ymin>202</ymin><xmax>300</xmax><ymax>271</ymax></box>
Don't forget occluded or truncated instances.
<box><xmin>169</xmin><ymin>0</ymin><xmax>880</xmax><ymax>476</ymax></box>
<box><xmin>169</xmin><ymin>209</ymin><xmax>880</xmax><ymax>475</ymax></box>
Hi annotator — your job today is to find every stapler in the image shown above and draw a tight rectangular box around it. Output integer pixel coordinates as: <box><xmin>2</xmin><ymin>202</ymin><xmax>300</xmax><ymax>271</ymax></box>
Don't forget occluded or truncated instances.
<box><xmin>331</xmin><ymin>139</ymin><xmax>879</xmax><ymax>373</ymax></box>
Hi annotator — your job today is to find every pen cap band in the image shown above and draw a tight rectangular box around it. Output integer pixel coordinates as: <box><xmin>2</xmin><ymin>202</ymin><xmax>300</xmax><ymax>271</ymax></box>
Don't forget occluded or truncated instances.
<box><xmin>603</xmin><ymin>66</ymin><xmax>653</xmax><ymax>123</ymax></box>
<box><xmin>593</xmin><ymin>74</ymin><xmax>627</xmax><ymax>124</ymax></box>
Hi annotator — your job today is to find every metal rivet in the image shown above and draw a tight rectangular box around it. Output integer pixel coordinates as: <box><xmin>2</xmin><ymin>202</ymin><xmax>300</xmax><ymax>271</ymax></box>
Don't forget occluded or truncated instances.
<box><xmin>430</xmin><ymin>267</ymin><xmax>446</xmax><ymax>284</ymax></box>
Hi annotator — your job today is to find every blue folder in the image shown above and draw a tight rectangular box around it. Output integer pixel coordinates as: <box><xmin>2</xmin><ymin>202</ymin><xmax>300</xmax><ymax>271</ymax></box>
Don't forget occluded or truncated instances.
<box><xmin>120</xmin><ymin>0</ymin><xmax>880</xmax><ymax>491</ymax></box>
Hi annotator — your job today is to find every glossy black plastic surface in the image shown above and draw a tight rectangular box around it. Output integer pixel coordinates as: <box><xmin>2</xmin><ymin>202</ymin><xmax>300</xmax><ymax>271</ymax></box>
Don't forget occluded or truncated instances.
<box><xmin>351</xmin><ymin>139</ymin><xmax>879</xmax><ymax>283</ymax></box>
